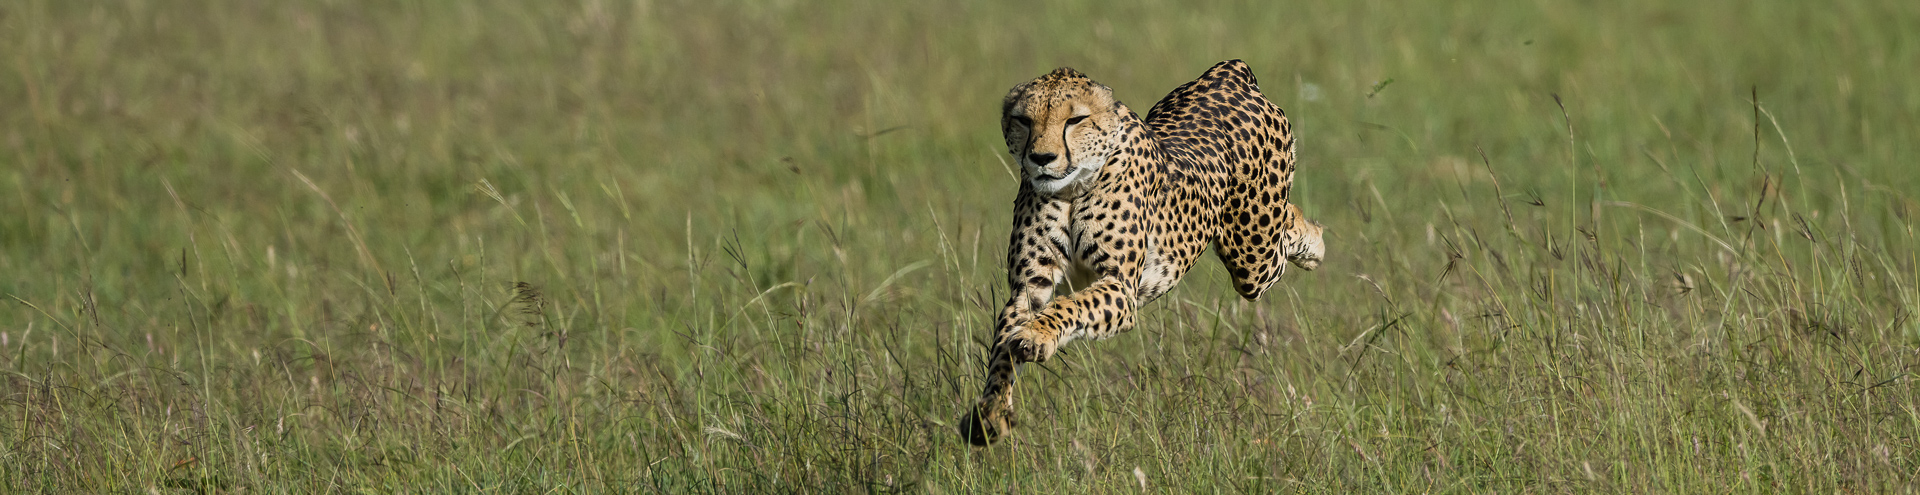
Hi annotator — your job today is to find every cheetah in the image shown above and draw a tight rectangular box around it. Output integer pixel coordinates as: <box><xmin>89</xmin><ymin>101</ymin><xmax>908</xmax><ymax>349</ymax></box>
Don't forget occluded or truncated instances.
<box><xmin>961</xmin><ymin>60</ymin><xmax>1325</xmax><ymax>445</ymax></box>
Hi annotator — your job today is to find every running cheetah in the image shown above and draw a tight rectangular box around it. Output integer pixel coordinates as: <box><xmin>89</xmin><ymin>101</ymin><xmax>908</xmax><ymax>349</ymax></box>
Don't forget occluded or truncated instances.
<box><xmin>962</xmin><ymin>60</ymin><xmax>1325</xmax><ymax>445</ymax></box>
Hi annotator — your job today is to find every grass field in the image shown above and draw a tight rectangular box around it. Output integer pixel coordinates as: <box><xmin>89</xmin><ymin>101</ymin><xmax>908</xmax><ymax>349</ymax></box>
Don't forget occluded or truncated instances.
<box><xmin>5</xmin><ymin>0</ymin><xmax>1918</xmax><ymax>492</ymax></box>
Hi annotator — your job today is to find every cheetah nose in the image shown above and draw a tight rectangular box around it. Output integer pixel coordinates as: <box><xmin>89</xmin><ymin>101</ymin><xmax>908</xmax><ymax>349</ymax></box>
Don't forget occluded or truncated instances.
<box><xmin>1027</xmin><ymin>152</ymin><xmax>1057</xmax><ymax>166</ymax></box>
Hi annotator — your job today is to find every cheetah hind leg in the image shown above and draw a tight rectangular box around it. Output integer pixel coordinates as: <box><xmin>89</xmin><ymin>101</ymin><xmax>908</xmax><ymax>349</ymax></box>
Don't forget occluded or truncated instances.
<box><xmin>959</xmin><ymin>343</ymin><xmax>1020</xmax><ymax>445</ymax></box>
<box><xmin>1216</xmin><ymin>201</ymin><xmax>1323</xmax><ymax>301</ymax></box>
<box><xmin>1279</xmin><ymin>203</ymin><xmax>1325</xmax><ymax>270</ymax></box>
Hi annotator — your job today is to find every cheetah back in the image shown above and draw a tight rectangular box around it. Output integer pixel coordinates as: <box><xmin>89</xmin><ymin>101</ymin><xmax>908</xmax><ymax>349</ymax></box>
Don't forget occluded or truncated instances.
<box><xmin>1142</xmin><ymin>60</ymin><xmax>1308</xmax><ymax>301</ymax></box>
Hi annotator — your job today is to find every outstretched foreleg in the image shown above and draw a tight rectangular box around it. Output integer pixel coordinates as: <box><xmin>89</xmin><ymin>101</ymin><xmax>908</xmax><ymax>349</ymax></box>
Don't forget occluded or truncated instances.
<box><xmin>962</xmin><ymin>193</ymin><xmax>1145</xmax><ymax>445</ymax></box>
<box><xmin>961</xmin><ymin>192</ymin><xmax>1069</xmax><ymax>445</ymax></box>
<box><xmin>962</xmin><ymin>272</ymin><xmax>1138</xmax><ymax>445</ymax></box>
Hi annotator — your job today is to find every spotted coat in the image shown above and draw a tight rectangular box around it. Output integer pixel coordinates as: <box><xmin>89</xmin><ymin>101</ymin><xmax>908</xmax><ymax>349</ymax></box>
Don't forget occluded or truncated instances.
<box><xmin>962</xmin><ymin>60</ymin><xmax>1326</xmax><ymax>445</ymax></box>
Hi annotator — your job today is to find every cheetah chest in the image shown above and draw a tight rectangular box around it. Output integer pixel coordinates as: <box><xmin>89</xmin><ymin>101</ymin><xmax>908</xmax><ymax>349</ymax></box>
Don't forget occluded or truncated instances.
<box><xmin>1060</xmin><ymin>216</ymin><xmax>1181</xmax><ymax>304</ymax></box>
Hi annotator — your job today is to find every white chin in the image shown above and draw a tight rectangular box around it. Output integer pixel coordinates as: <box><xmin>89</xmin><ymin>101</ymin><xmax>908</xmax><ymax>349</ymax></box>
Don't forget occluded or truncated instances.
<box><xmin>1028</xmin><ymin>163</ymin><xmax>1095</xmax><ymax>195</ymax></box>
<box><xmin>1029</xmin><ymin>174</ymin><xmax>1075</xmax><ymax>195</ymax></box>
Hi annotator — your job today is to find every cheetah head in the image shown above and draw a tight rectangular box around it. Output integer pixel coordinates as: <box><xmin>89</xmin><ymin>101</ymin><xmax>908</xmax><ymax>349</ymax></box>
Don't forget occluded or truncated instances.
<box><xmin>1002</xmin><ymin>67</ymin><xmax>1125</xmax><ymax>196</ymax></box>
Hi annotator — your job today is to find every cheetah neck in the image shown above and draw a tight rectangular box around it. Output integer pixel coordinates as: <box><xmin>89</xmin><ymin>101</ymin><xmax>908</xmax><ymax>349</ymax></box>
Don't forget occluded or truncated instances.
<box><xmin>1080</xmin><ymin>106</ymin><xmax>1163</xmax><ymax>195</ymax></box>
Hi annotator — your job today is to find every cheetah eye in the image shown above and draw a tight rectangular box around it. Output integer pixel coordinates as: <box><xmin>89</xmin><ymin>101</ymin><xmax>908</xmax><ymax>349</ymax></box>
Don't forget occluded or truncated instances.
<box><xmin>1066</xmin><ymin>115</ymin><xmax>1088</xmax><ymax>126</ymax></box>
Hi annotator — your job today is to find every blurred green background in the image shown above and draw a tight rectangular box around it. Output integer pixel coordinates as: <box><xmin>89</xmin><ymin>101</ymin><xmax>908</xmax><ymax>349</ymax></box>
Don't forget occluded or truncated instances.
<box><xmin>4</xmin><ymin>0</ymin><xmax>1916</xmax><ymax>492</ymax></box>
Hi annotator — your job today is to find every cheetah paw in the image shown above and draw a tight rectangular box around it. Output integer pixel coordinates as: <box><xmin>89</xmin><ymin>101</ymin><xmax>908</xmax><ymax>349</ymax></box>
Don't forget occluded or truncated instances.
<box><xmin>1001</xmin><ymin>327</ymin><xmax>1059</xmax><ymax>363</ymax></box>
<box><xmin>960</xmin><ymin>398</ymin><xmax>1017</xmax><ymax>446</ymax></box>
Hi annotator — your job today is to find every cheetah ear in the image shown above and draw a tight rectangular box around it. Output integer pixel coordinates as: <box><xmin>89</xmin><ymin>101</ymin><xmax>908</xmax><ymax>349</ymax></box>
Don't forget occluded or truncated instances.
<box><xmin>1001</xmin><ymin>80</ymin><xmax>1035</xmax><ymax>133</ymax></box>
<box><xmin>1002</xmin><ymin>80</ymin><xmax>1034</xmax><ymax>114</ymax></box>
<box><xmin>1092</xmin><ymin>83</ymin><xmax>1119</xmax><ymax>110</ymax></box>
<box><xmin>1004</xmin><ymin>79</ymin><xmax>1035</xmax><ymax>103</ymax></box>
<box><xmin>1096</xmin><ymin>85</ymin><xmax>1125</xmax><ymax>123</ymax></box>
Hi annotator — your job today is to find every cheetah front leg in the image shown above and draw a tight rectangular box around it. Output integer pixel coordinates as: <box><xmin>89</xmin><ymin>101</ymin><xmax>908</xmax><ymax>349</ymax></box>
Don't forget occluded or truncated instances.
<box><xmin>963</xmin><ymin>196</ymin><xmax>1143</xmax><ymax>445</ymax></box>
<box><xmin>1002</xmin><ymin>272</ymin><xmax>1139</xmax><ymax>359</ymax></box>
<box><xmin>960</xmin><ymin>284</ymin><xmax>1064</xmax><ymax>446</ymax></box>
<box><xmin>961</xmin><ymin>193</ymin><xmax>1069</xmax><ymax>446</ymax></box>
<box><xmin>964</xmin><ymin>273</ymin><xmax>1140</xmax><ymax>446</ymax></box>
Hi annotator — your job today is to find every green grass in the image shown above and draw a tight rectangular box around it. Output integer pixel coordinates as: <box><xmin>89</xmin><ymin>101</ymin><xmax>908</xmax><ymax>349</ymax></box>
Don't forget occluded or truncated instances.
<box><xmin>5</xmin><ymin>0</ymin><xmax>1918</xmax><ymax>491</ymax></box>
